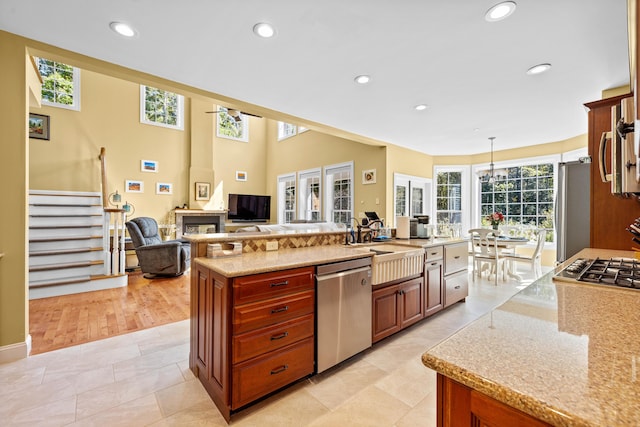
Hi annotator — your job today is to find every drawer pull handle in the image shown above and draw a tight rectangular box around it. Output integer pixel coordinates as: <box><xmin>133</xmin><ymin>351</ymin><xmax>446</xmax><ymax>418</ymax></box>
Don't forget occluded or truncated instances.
<box><xmin>270</xmin><ymin>332</ymin><xmax>289</xmax><ymax>341</ymax></box>
<box><xmin>271</xmin><ymin>305</ymin><xmax>289</xmax><ymax>314</ymax></box>
<box><xmin>430</xmin><ymin>252</ymin><xmax>438</xmax><ymax>255</ymax></box>
<box><xmin>270</xmin><ymin>364</ymin><xmax>288</xmax><ymax>375</ymax></box>
<box><xmin>454</xmin><ymin>285</ymin><xmax>461</xmax><ymax>289</ymax></box>
<box><xmin>431</xmin><ymin>262</ymin><xmax>438</xmax><ymax>266</ymax></box>
<box><xmin>454</xmin><ymin>255</ymin><xmax>460</xmax><ymax>259</ymax></box>
<box><xmin>270</xmin><ymin>280</ymin><xmax>289</xmax><ymax>288</ymax></box>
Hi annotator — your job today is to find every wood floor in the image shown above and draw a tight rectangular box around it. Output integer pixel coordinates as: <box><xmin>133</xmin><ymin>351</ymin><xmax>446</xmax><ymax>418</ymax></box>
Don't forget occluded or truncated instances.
<box><xmin>28</xmin><ymin>271</ymin><xmax>190</xmax><ymax>355</ymax></box>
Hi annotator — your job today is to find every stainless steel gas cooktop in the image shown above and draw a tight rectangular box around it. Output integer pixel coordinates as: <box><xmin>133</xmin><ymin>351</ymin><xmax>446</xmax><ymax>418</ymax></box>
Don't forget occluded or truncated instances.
<box><xmin>554</xmin><ymin>257</ymin><xmax>640</xmax><ymax>290</ymax></box>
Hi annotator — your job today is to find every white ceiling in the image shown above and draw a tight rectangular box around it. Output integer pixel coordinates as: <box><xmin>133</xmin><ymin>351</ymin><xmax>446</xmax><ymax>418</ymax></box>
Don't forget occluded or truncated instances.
<box><xmin>0</xmin><ymin>0</ymin><xmax>631</xmax><ymax>155</ymax></box>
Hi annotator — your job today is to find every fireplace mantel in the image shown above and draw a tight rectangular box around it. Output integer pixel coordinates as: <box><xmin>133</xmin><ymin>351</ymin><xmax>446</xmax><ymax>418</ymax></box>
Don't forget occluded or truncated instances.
<box><xmin>175</xmin><ymin>209</ymin><xmax>226</xmax><ymax>238</ymax></box>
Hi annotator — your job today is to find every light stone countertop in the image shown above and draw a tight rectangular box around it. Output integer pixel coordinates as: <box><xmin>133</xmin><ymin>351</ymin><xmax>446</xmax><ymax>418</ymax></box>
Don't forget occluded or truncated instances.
<box><xmin>194</xmin><ymin>245</ymin><xmax>374</xmax><ymax>277</ymax></box>
<box><xmin>192</xmin><ymin>238</ymin><xmax>468</xmax><ymax>278</ymax></box>
<box><xmin>422</xmin><ymin>248</ymin><xmax>640</xmax><ymax>427</ymax></box>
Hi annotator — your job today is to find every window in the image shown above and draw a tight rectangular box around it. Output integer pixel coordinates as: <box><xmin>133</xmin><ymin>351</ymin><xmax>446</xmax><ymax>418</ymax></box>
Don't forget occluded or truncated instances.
<box><xmin>140</xmin><ymin>85</ymin><xmax>184</xmax><ymax>130</ymax></box>
<box><xmin>434</xmin><ymin>166</ymin><xmax>471</xmax><ymax>233</ymax></box>
<box><xmin>324</xmin><ymin>162</ymin><xmax>354</xmax><ymax>225</ymax></box>
<box><xmin>277</xmin><ymin>122</ymin><xmax>309</xmax><ymax>140</ymax></box>
<box><xmin>277</xmin><ymin>173</ymin><xmax>296</xmax><ymax>224</ymax></box>
<box><xmin>436</xmin><ymin>171</ymin><xmax>462</xmax><ymax>225</ymax></box>
<box><xmin>278</xmin><ymin>122</ymin><xmax>297</xmax><ymax>140</ymax></box>
<box><xmin>298</xmin><ymin>168</ymin><xmax>321</xmax><ymax>221</ymax></box>
<box><xmin>394</xmin><ymin>173</ymin><xmax>431</xmax><ymax>218</ymax></box>
<box><xmin>216</xmin><ymin>106</ymin><xmax>248</xmax><ymax>141</ymax></box>
<box><xmin>478</xmin><ymin>162</ymin><xmax>555</xmax><ymax>236</ymax></box>
<box><xmin>37</xmin><ymin>58</ymin><xmax>81</xmax><ymax>111</ymax></box>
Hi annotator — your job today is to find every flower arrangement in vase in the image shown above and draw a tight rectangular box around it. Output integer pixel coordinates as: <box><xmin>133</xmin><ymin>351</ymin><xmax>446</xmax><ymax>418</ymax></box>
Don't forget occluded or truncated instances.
<box><xmin>487</xmin><ymin>212</ymin><xmax>504</xmax><ymax>230</ymax></box>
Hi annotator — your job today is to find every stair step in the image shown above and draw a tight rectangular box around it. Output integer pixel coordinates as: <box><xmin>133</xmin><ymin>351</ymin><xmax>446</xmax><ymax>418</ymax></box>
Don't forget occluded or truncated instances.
<box><xmin>30</xmin><ymin>235</ymin><xmax>103</xmax><ymax>243</ymax></box>
<box><xmin>30</xmin><ymin>213</ymin><xmax>103</xmax><ymax>217</ymax></box>
<box><xmin>29</xmin><ymin>276</ymin><xmax>90</xmax><ymax>289</ymax></box>
<box><xmin>29</xmin><ymin>259</ymin><xmax>104</xmax><ymax>272</ymax></box>
<box><xmin>30</xmin><ymin>225</ymin><xmax>102</xmax><ymax>229</ymax></box>
<box><xmin>29</xmin><ymin>247</ymin><xmax>102</xmax><ymax>257</ymax></box>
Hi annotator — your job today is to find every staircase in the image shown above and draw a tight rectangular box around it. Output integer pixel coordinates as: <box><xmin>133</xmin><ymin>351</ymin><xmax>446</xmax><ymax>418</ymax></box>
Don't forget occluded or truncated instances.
<box><xmin>28</xmin><ymin>190</ymin><xmax>128</xmax><ymax>299</ymax></box>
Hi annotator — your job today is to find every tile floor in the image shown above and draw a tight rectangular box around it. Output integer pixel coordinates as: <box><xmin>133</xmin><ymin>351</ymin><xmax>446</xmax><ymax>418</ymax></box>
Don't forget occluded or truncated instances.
<box><xmin>1</xmin><ymin>267</ymin><xmax>546</xmax><ymax>426</ymax></box>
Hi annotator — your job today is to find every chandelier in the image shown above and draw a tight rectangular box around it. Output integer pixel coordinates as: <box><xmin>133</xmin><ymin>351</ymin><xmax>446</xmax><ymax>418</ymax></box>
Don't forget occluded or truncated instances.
<box><xmin>478</xmin><ymin>137</ymin><xmax>507</xmax><ymax>183</ymax></box>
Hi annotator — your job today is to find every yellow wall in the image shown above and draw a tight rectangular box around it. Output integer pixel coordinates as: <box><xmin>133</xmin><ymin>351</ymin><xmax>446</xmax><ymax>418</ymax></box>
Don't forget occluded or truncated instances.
<box><xmin>0</xmin><ymin>31</ymin><xmax>29</xmax><ymax>353</ymax></box>
<box><xmin>29</xmin><ymin>67</ymin><xmax>271</xmax><ymax>226</ymax></box>
<box><xmin>266</xmin><ymin>123</ymin><xmax>387</xmax><ymax>222</ymax></box>
<box><xmin>434</xmin><ymin>134</ymin><xmax>588</xmax><ymax>165</ymax></box>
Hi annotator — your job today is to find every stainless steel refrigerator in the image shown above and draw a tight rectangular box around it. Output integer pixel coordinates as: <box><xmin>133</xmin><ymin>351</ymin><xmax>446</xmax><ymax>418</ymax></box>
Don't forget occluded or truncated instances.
<box><xmin>555</xmin><ymin>161</ymin><xmax>590</xmax><ymax>263</ymax></box>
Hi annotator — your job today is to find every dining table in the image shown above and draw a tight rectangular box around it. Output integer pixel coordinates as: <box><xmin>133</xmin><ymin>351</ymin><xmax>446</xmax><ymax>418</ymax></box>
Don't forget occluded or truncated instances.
<box><xmin>472</xmin><ymin>234</ymin><xmax>530</xmax><ymax>280</ymax></box>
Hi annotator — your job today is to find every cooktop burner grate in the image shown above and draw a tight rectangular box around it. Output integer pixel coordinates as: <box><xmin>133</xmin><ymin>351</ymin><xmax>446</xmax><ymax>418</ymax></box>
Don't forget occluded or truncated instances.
<box><xmin>553</xmin><ymin>257</ymin><xmax>640</xmax><ymax>290</ymax></box>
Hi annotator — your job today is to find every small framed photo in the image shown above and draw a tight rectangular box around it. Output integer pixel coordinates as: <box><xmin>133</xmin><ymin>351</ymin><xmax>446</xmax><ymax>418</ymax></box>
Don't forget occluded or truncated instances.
<box><xmin>195</xmin><ymin>182</ymin><xmax>210</xmax><ymax>200</ymax></box>
<box><xmin>236</xmin><ymin>171</ymin><xmax>247</xmax><ymax>182</ymax></box>
<box><xmin>125</xmin><ymin>180</ymin><xmax>144</xmax><ymax>193</ymax></box>
<box><xmin>156</xmin><ymin>182</ymin><xmax>173</xmax><ymax>195</ymax></box>
<box><xmin>29</xmin><ymin>113</ymin><xmax>50</xmax><ymax>140</ymax></box>
<box><xmin>141</xmin><ymin>160</ymin><xmax>158</xmax><ymax>173</ymax></box>
<box><xmin>362</xmin><ymin>169</ymin><xmax>376</xmax><ymax>185</ymax></box>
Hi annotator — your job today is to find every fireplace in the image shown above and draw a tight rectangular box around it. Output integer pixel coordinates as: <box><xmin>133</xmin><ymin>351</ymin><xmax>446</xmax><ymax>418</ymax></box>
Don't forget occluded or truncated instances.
<box><xmin>175</xmin><ymin>210</ymin><xmax>226</xmax><ymax>238</ymax></box>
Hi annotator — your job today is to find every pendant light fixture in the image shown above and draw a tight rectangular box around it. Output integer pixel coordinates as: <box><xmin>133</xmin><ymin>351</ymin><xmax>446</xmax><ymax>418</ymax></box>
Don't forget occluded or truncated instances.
<box><xmin>479</xmin><ymin>137</ymin><xmax>506</xmax><ymax>183</ymax></box>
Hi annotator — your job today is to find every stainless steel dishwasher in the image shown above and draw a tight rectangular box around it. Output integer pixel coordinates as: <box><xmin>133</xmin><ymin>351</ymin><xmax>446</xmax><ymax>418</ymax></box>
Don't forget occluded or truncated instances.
<box><xmin>316</xmin><ymin>257</ymin><xmax>372</xmax><ymax>373</ymax></box>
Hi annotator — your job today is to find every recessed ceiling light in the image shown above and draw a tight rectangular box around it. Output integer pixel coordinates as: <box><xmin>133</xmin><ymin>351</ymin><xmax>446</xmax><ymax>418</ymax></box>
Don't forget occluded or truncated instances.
<box><xmin>485</xmin><ymin>1</ymin><xmax>517</xmax><ymax>22</ymax></box>
<box><xmin>414</xmin><ymin>104</ymin><xmax>428</xmax><ymax>111</ymax></box>
<box><xmin>354</xmin><ymin>75</ymin><xmax>371</xmax><ymax>84</ymax></box>
<box><xmin>109</xmin><ymin>21</ymin><xmax>136</xmax><ymax>38</ymax></box>
<box><xmin>526</xmin><ymin>63</ymin><xmax>552</xmax><ymax>75</ymax></box>
<box><xmin>253</xmin><ymin>22</ymin><xmax>275</xmax><ymax>38</ymax></box>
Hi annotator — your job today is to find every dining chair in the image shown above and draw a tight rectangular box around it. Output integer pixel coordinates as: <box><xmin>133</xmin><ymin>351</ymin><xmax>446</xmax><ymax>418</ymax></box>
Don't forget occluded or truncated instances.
<box><xmin>502</xmin><ymin>229</ymin><xmax>547</xmax><ymax>278</ymax></box>
<box><xmin>469</xmin><ymin>228</ymin><xmax>505</xmax><ymax>285</ymax></box>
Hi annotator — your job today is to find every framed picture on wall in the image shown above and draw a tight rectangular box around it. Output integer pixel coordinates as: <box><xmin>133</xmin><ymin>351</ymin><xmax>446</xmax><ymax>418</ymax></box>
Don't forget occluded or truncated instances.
<box><xmin>156</xmin><ymin>182</ymin><xmax>173</xmax><ymax>194</ymax></box>
<box><xmin>28</xmin><ymin>113</ymin><xmax>50</xmax><ymax>140</ymax></box>
<box><xmin>195</xmin><ymin>182</ymin><xmax>210</xmax><ymax>200</ymax></box>
<box><xmin>362</xmin><ymin>169</ymin><xmax>376</xmax><ymax>184</ymax></box>
<box><xmin>141</xmin><ymin>159</ymin><xmax>158</xmax><ymax>172</ymax></box>
<box><xmin>125</xmin><ymin>180</ymin><xmax>144</xmax><ymax>193</ymax></box>
<box><xmin>236</xmin><ymin>171</ymin><xmax>247</xmax><ymax>181</ymax></box>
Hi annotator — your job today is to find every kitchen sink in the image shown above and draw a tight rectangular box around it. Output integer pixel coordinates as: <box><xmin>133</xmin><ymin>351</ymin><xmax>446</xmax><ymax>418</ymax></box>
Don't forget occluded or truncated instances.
<box><xmin>350</xmin><ymin>243</ymin><xmax>425</xmax><ymax>285</ymax></box>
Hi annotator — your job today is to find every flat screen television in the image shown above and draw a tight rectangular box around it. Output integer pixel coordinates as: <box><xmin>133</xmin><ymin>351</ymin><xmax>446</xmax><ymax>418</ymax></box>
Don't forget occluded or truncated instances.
<box><xmin>227</xmin><ymin>193</ymin><xmax>271</xmax><ymax>222</ymax></box>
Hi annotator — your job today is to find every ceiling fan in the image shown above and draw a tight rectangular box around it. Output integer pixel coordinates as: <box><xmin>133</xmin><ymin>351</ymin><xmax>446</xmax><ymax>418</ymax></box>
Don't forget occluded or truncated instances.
<box><xmin>205</xmin><ymin>108</ymin><xmax>262</xmax><ymax>122</ymax></box>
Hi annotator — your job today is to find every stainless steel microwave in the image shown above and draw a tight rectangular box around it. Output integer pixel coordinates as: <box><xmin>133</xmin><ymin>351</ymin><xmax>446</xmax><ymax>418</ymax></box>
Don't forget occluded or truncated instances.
<box><xmin>599</xmin><ymin>96</ymin><xmax>640</xmax><ymax>194</ymax></box>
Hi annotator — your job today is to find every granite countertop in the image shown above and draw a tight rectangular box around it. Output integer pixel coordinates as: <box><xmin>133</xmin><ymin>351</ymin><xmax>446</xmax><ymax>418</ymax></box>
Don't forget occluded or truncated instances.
<box><xmin>194</xmin><ymin>245</ymin><xmax>374</xmax><ymax>277</ymax></box>
<box><xmin>391</xmin><ymin>237</ymin><xmax>467</xmax><ymax>248</ymax></box>
<box><xmin>422</xmin><ymin>248</ymin><xmax>640</xmax><ymax>427</ymax></box>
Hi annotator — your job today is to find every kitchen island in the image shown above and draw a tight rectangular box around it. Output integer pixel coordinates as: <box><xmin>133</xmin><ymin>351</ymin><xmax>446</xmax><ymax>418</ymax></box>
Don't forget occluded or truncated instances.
<box><xmin>185</xmin><ymin>230</ymin><xmax>469</xmax><ymax>421</ymax></box>
<box><xmin>422</xmin><ymin>248</ymin><xmax>640</xmax><ymax>427</ymax></box>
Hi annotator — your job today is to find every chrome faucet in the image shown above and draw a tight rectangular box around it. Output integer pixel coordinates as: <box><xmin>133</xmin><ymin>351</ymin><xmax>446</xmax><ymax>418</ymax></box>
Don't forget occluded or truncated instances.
<box><xmin>345</xmin><ymin>217</ymin><xmax>362</xmax><ymax>244</ymax></box>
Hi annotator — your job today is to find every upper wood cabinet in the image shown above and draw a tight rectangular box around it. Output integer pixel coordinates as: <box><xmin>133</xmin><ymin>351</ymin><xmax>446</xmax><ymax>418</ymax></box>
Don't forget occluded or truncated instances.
<box><xmin>585</xmin><ymin>94</ymin><xmax>640</xmax><ymax>250</ymax></box>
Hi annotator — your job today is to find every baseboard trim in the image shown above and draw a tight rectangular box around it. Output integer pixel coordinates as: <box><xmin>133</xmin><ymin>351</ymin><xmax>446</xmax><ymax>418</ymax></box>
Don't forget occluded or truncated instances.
<box><xmin>0</xmin><ymin>335</ymin><xmax>30</xmax><ymax>364</ymax></box>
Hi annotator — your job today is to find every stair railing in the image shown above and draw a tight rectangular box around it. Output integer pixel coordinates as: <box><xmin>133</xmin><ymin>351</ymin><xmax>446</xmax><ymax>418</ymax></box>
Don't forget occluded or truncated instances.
<box><xmin>99</xmin><ymin>147</ymin><xmax>126</xmax><ymax>275</ymax></box>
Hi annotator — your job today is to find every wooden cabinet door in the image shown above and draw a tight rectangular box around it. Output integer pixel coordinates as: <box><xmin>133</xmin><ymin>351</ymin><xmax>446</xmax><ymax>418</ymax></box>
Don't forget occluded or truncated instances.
<box><xmin>372</xmin><ymin>284</ymin><xmax>401</xmax><ymax>343</ymax></box>
<box><xmin>424</xmin><ymin>259</ymin><xmax>444</xmax><ymax>317</ymax></box>
<box><xmin>193</xmin><ymin>264</ymin><xmax>211</xmax><ymax>377</ymax></box>
<box><xmin>437</xmin><ymin>375</ymin><xmax>552</xmax><ymax>427</ymax></box>
<box><xmin>585</xmin><ymin>94</ymin><xmax>640</xmax><ymax>250</ymax></box>
<box><xmin>399</xmin><ymin>277</ymin><xmax>423</xmax><ymax>328</ymax></box>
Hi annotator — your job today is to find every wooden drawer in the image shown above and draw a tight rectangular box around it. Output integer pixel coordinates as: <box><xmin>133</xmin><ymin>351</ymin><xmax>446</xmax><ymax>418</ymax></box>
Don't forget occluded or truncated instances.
<box><xmin>232</xmin><ymin>314</ymin><xmax>314</xmax><ymax>364</ymax></box>
<box><xmin>233</xmin><ymin>290</ymin><xmax>314</xmax><ymax>334</ymax></box>
<box><xmin>445</xmin><ymin>242</ymin><xmax>468</xmax><ymax>275</ymax></box>
<box><xmin>233</xmin><ymin>267</ymin><xmax>314</xmax><ymax>305</ymax></box>
<box><xmin>425</xmin><ymin>245</ymin><xmax>443</xmax><ymax>261</ymax></box>
<box><xmin>444</xmin><ymin>269</ymin><xmax>468</xmax><ymax>307</ymax></box>
<box><xmin>231</xmin><ymin>337</ymin><xmax>314</xmax><ymax>409</ymax></box>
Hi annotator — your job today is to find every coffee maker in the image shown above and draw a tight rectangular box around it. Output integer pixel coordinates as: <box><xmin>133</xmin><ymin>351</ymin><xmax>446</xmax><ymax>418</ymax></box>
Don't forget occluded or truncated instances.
<box><xmin>410</xmin><ymin>215</ymin><xmax>431</xmax><ymax>238</ymax></box>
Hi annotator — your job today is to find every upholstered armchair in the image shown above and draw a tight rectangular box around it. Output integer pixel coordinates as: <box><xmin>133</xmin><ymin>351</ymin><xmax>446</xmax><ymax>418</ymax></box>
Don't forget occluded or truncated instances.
<box><xmin>125</xmin><ymin>217</ymin><xmax>191</xmax><ymax>278</ymax></box>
